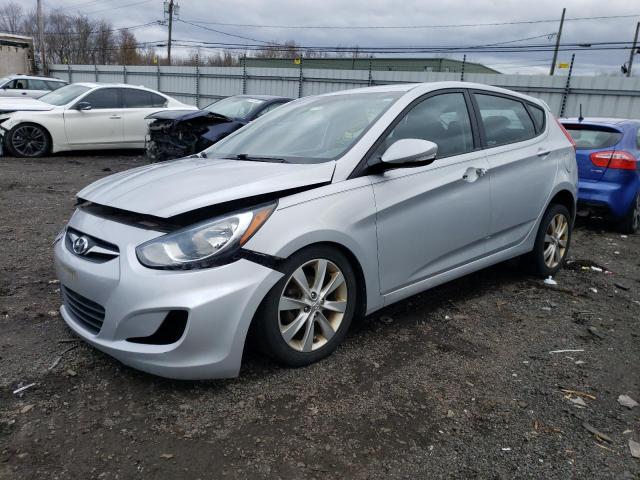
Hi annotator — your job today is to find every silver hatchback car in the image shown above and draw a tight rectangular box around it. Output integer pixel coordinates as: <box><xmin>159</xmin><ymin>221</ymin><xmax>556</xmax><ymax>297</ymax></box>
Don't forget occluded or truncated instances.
<box><xmin>53</xmin><ymin>82</ymin><xmax>578</xmax><ymax>379</ymax></box>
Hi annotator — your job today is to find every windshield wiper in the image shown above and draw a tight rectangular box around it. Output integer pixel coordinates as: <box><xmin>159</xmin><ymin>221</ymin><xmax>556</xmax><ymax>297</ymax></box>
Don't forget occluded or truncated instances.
<box><xmin>224</xmin><ymin>153</ymin><xmax>287</xmax><ymax>163</ymax></box>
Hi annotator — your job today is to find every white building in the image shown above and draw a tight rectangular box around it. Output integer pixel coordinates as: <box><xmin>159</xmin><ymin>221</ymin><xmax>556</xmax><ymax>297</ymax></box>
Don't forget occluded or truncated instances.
<box><xmin>0</xmin><ymin>33</ymin><xmax>35</xmax><ymax>76</ymax></box>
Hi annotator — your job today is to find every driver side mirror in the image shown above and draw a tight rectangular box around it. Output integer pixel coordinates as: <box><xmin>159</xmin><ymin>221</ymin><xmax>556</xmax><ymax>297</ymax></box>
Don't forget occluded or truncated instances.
<box><xmin>381</xmin><ymin>138</ymin><xmax>438</xmax><ymax>165</ymax></box>
<box><xmin>74</xmin><ymin>101</ymin><xmax>92</xmax><ymax>111</ymax></box>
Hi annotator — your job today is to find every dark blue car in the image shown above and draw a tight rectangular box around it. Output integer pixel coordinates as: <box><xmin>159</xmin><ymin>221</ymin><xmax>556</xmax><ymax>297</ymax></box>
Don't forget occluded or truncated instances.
<box><xmin>561</xmin><ymin>118</ymin><xmax>640</xmax><ymax>233</ymax></box>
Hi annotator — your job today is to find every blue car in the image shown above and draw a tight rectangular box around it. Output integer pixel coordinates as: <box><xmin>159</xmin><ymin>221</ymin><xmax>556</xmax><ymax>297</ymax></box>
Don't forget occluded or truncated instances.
<box><xmin>561</xmin><ymin>118</ymin><xmax>640</xmax><ymax>233</ymax></box>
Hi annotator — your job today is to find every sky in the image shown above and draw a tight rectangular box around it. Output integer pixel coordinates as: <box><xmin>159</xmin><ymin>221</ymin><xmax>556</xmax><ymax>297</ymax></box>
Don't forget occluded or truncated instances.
<box><xmin>41</xmin><ymin>0</ymin><xmax>640</xmax><ymax>75</ymax></box>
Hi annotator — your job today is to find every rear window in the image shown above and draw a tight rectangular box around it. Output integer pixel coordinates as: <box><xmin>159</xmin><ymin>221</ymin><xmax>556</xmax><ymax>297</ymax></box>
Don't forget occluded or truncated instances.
<box><xmin>562</xmin><ymin>125</ymin><xmax>623</xmax><ymax>150</ymax></box>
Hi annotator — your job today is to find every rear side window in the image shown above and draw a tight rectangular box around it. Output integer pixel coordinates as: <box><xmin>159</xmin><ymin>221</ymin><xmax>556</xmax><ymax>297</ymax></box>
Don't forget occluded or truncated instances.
<box><xmin>475</xmin><ymin>94</ymin><xmax>536</xmax><ymax>147</ymax></box>
<box><xmin>123</xmin><ymin>89</ymin><xmax>167</xmax><ymax>108</ymax></box>
<box><xmin>528</xmin><ymin>104</ymin><xmax>546</xmax><ymax>133</ymax></box>
<box><xmin>562</xmin><ymin>125</ymin><xmax>623</xmax><ymax>150</ymax></box>
<box><xmin>27</xmin><ymin>79</ymin><xmax>48</xmax><ymax>90</ymax></box>
<box><xmin>82</xmin><ymin>88</ymin><xmax>121</xmax><ymax>109</ymax></box>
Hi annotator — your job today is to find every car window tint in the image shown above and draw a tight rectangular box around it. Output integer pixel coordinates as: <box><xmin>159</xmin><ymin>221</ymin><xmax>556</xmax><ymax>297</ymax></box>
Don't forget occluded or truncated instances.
<box><xmin>45</xmin><ymin>81</ymin><xmax>66</xmax><ymax>90</ymax></box>
<box><xmin>563</xmin><ymin>125</ymin><xmax>623</xmax><ymax>149</ymax></box>
<box><xmin>475</xmin><ymin>94</ymin><xmax>536</xmax><ymax>147</ymax></box>
<box><xmin>6</xmin><ymin>79</ymin><xmax>25</xmax><ymax>89</ymax></box>
<box><xmin>82</xmin><ymin>88</ymin><xmax>121</xmax><ymax>109</ymax></box>
<box><xmin>123</xmin><ymin>89</ymin><xmax>167</xmax><ymax>108</ymax></box>
<box><xmin>28</xmin><ymin>79</ymin><xmax>49</xmax><ymax>90</ymax></box>
<box><xmin>376</xmin><ymin>92</ymin><xmax>474</xmax><ymax>159</ymax></box>
<box><xmin>528</xmin><ymin>104</ymin><xmax>545</xmax><ymax>132</ymax></box>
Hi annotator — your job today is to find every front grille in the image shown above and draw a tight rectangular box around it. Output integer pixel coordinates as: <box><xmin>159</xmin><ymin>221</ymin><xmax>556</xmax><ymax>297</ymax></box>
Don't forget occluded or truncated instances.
<box><xmin>61</xmin><ymin>286</ymin><xmax>105</xmax><ymax>334</ymax></box>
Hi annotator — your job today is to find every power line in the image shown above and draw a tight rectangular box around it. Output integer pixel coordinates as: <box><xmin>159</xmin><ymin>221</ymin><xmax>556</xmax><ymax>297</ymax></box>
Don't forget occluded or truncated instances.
<box><xmin>180</xmin><ymin>13</ymin><xmax>640</xmax><ymax>30</ymax></box>
<box><xmin>11</xmin><ymin>21</ymin><xmax>161</xmax><ymax>37</ymax></box>
<box><xmin>176</xmin><ymin>19</ymin><xmax>275</xmax><ymax>45</ymax></box>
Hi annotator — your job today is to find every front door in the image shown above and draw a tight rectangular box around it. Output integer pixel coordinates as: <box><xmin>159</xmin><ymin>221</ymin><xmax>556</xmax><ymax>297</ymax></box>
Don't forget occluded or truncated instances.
<box><xmin>371</xmin><ymin>91</ymin><xmax>491</xmax><ymax>294</ymax></box>
<box><xmin>63</xmin><ymin>88</ymin><xmax>124</xmax><ymax>147</ymax></box>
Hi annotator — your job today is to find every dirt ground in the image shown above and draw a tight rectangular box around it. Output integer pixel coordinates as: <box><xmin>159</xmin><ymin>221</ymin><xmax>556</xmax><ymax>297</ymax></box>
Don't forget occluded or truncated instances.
<box><xmin>0</xmin><ymin>153</ymin><xmax>639</xmax><ymax>480</ymax></box>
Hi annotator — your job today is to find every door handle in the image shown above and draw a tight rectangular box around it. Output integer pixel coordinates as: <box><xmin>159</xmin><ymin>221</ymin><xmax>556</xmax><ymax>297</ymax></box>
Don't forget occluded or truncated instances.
<box><xmin>537</xmin><ymin>148</ymin><xmax>551</xmax><ymax>157</ymax></box>
<box><xmin>21</xmin><ymin>92</ymin><xmax>27</xmax><ymax>95</ymax></box>
<box><xmin>109</xmin><ymin>115</ymin><xmax>121</xmax><ymax>119</ymax></box>
<box><xmin>462</xmin><ymin>167</ymin><xmax>489</xmax><ymax>182</ymax></box>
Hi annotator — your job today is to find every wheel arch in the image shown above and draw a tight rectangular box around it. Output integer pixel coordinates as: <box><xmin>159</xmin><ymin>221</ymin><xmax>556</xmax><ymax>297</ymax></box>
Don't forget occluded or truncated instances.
<box><xmin>548</xmin><ymin>189</ymin><xmax>576</xmax><ymax>221</ymax></box>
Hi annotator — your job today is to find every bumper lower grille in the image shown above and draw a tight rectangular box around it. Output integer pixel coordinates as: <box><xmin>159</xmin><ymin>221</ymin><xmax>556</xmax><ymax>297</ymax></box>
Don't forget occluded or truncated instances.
<box><xmin>62</xmin><ymin>286</ymin><xmax>105</xmax><ymax>334</ymax></box>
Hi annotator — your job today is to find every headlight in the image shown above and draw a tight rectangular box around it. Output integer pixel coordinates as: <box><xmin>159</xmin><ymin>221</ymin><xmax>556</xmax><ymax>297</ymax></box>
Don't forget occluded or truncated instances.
<box><xmin>136</xmin><ymin>203</ymin><xmax>276</xmax><ymax>269</ymax></box>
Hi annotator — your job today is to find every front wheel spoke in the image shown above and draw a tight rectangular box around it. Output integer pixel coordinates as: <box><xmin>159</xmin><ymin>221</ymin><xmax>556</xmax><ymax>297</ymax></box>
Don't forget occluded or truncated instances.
<box><xmin>321</xmin><ymin>272</ymin><xmax>344</xmax><ymax>298</ymax></box>
<box><xmin>322</xmin><ymin>299</ymin><xmax>346</xmax><ymax>313</ymax></box>
<box><xmin>316</xmin><ymin>312</ymin><xmax>335</xmax><ymax>341</ymax></box>
<box><xmin>279</xmin><ymin>296</ymin><xmax>308</xmax><ymax>312</ymax></box>
<box><xmin>291</xmin><ymin>268</ymin><xmax>312</xmax><ymax>299</ymax></box>
<box><xmin>281</xmin><ymin>313</ymin><xmax>308</xmax><ymax>343</ymax></box>
<box><xmin>557</xmin><ymin>221</ymin><xmax>568</xmax><ymax>238</ymax></box>
<box><xmin>311</xmin><ymin>259</ymin><xmax>328</xmax><ymax>293</ymax></box>
<box><xmin>558</xmin><ymin>239</ymin><xmax>567</xmax><ymax>248</ymax></box>
<box><xmin>544</xmin><ymin>234</ymin><xmax>554</xmax><ymax>244</ymax></box>
<box><xmin>301</xmin><ymin>317</ymin><xmax>315</xmax><ymax>352</ymax></box>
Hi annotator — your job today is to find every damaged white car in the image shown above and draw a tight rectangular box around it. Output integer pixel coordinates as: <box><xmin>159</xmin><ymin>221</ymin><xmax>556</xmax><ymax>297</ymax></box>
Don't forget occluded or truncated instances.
<box><xmin>0</xmin><ymin>83</ymin><xmax>195</xmax><ymax>157</ymax></box>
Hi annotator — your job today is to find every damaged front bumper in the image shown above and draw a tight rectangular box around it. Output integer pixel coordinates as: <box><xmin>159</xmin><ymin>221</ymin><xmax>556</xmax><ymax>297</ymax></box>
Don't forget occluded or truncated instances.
<box><xmin>53</xmin><ymin>208</ymin><xmax>283</xmax><ymax>379</ymax></box>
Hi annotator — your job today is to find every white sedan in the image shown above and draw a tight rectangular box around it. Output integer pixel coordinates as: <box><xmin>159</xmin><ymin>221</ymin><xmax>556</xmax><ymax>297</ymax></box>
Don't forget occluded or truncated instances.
<box><xmin>0</xmin><ymin>83</ymin><xmax>196</xmax><ymax>157</ymax></box>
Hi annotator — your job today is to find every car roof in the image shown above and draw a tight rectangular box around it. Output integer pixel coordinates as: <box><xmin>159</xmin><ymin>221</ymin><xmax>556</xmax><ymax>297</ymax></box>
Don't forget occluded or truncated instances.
<box><xmin>322</xmin><ymin>81</ymin><xmax>547</xmax><ymax>108</ymax></box>
<box><xmin>73</xmin><ymin>82</ymin><xmax>166</xmax><ymax>93</ymax></box>
<box><xmin>5</xmin><ymin>74</ymin><xmax>66</xmax><ymax>81</ymax></box>
<box><xmin>561</xmin><ymin>117</ymin><xmax>640</xmax><ymax>127</ymax></box>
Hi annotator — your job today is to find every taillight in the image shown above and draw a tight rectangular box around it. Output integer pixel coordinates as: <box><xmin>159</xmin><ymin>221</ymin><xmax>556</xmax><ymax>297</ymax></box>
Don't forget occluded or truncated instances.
<box><xmin>590</xmin><ymin>150</ymin><xmax>637</xmax><ymax>170</ymax></box>
<box><xmin>556</xmin><ymin>118</ymin><xmax>576</xmax><ymax>150</ymax></box>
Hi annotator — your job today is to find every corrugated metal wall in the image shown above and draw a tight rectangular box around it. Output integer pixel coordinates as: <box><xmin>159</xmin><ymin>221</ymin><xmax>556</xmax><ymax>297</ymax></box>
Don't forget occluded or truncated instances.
<box><xmin>49</xmin><ymin>64</ymin><xmax>640</xmax><ymax>119</ymax></box>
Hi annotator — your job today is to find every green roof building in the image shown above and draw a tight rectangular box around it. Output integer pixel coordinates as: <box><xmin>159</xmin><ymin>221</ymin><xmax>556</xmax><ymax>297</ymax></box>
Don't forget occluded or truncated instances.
<box><xmin>245</xmin><ymin>57</ymin><xmax>499</xmax><ymax>74</ymax></box>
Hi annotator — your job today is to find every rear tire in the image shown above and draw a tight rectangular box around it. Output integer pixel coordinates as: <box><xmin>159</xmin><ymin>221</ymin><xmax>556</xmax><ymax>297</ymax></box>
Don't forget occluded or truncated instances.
<box><xmin>6</xmin><ymin>123</ymin><xmax>51</xmax><ymax>158</ymax></box>
<box><xmin>253</xmin><ymin>245</ymin><xmax>358</xmax><ymax>368</ymax></box>
<box><xmin>524</xmin><ymin>203</ymin><xmax>572</xmax><ymax>278</ymax></box>
<box><xmin>615</xmin><ymin>192</ymin><xmax>640</xmax><ymax>234</ymax></box>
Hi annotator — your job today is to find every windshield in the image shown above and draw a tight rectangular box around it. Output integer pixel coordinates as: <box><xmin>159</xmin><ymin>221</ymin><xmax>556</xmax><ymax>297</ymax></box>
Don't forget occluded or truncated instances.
<box><xmin>205</xmin><ymin>91</ymin><xmax>402</xmax><ymax>163</ymax></box>
<box><xmin>205</xmin><ymin>96</ymin><xmax>266</xmax><ymax>120</ymax></box>
<box><xmin>38</xmin><ymin>84</ymin><xmax>91</xmax><ymax>106</ymax></box>
<box><xmin>0</xmin><ymin>77</ymin><xmax>8</xmax><ymax>86</ymax></box>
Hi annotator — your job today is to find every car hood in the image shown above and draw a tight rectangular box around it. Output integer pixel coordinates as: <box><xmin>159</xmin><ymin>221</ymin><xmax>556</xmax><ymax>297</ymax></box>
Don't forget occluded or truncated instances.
<box><xmin>78</xmin><ymin>157</ymin><xmax>336</xmax><ymax>218</ymax></box>
<box><xmin>0</xmin><ymin>97</ymin><xmax>54</xmax><ymax>112</ymax></box>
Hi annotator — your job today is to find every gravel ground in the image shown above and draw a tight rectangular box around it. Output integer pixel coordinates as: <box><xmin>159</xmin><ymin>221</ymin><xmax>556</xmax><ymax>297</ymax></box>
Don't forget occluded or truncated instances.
<box><xmin>1</xmin><ymin>153</ymin><xmax>639</xmax><ymax>480</ymax></box>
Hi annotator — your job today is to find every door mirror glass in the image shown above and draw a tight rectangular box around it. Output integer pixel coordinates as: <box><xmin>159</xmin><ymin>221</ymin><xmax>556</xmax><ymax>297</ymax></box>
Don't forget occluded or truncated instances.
<box><xmin>381</xmin><ymin>138</ymin><xmax>438</xmax><ymax>165</ymax></box>
<box><xmin>75</xmin><ymin>101</ymin><xmax>92</xmax><ymax>111</ymax></box>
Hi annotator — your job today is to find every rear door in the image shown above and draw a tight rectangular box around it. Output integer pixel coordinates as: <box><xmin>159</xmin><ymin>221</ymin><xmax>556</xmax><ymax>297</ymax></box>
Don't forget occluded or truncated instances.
<box><xmin>471</xmin><ymin>91</ymin><xmax>556</xmax><ymax>253</ymax></box>
<box><xmin>64</xmin><ymin>88</ymin><xmax>124</xmax><ymax>147</ymax></box>
<box><xmin>121</xmin><ymin>88</ymin><xmax>168</xmax><ymax>144</ymax></box>
<box><xmin>562</xmin><ymin>123</ymin><xmax>624</xmax><ymax>182</ymax></box>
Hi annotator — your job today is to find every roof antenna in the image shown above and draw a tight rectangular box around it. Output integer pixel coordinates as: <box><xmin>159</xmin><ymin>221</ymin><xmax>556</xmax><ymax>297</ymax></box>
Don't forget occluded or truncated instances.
<box><xmin>578</xmin><ymin>104</ymin><xmax>584</xmax><ymax>123</ymax></box>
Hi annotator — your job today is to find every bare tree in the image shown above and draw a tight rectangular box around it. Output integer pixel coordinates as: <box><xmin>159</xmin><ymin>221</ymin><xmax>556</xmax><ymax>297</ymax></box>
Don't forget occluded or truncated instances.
<box><xmin>0</xmin><ymin>1</ymin><xmax>24</xmax><ymax>34</ymax></box>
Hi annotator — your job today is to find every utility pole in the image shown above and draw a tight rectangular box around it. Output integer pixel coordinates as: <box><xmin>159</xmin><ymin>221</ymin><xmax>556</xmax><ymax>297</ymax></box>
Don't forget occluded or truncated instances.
<box><xmin>36</xmin><ymin>0</ymin><xmax>46</xmax><ymax>74</ymax></box>
<box><xmin>550</xmin><ymin>7</ymin><xmax>566</xmax><ymax>76</ymax></box>
<box><xmin>627</xmin><ymin>21</ymin><xmax>640</xmax><ymax>77</ymax></box>
<box><xmin>166</xmin><ymin>0</ymin><xmax>174</xmax><ymax>65</ymax></box>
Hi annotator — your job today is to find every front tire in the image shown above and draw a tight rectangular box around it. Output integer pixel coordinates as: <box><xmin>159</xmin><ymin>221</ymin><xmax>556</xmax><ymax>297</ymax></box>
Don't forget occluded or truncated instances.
<box><xmin>254</xmin><ymin>245</ymin><xmax>358</xmax><ymax>367</ymax></box>
<box><xmin>6</xmin><ymin>123</ymin><xmax>51</xmax><ymax>158</ymax></box>
<box><xmin>615</xmin><ymin>192</ymin><xmax>640</xmax><ymax>234</ymax></box>
<box><xmin>525</xmin><ymin>203</ymin><xmax>572</xmax><ymax>278</ymax></box>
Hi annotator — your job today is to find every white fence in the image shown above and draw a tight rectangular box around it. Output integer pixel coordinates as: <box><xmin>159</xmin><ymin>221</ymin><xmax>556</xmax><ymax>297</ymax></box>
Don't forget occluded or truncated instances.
<box><xmin>49</xmin><ymin>63</ymin><xmax>640</xmax><ymax>119</ymax></box>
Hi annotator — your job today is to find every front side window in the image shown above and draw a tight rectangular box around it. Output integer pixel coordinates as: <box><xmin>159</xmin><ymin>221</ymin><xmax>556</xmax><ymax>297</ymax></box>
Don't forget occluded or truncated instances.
<box><xmin>205</xmin><ymin>91</ymin><xmax>402</xmax><ymax>163</ymax></box>
<box><xmin>5</xmin><ymin>79</ymin><xmax>26</xmax><ymax>89</ymax></box>
<box><xmin>373</xmin><ymin>92</ymin><xmax>474</xmax><ymax>160</ymax></box>
<box><xmin>123</xmin><ymin>89</ymin><xmax>167</xmax><ymax>108</ymax></box>
<box><xmin>39</xmin><ymin>84</ymin><xmax>91</xmax><ymax>105</ymax></box>
<box><xmin>82</xmin><ymin>88</ymin><xmax>121</xmax><ymax>109</ymax></box>
<box><xmin>475</xmin><ymin>94</ymin><xmax>536</xmax><ymax>147</ymax></box>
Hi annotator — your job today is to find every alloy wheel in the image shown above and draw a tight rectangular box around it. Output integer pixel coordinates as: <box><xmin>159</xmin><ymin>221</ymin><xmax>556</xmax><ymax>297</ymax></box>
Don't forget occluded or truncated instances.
<box><xmin>278</xmin><ymin>258</ymin><xmax>348</xmax><ymax>352</ymax></box>
<box><xmin>12</xmin><ymin>125</ymin><xmax>47</xmax><ymax>157</ymax></box>
<box><xmin>543</xmin><ymin>213</ymin><xmax>569</xmax><ymax>268</ymax></box>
